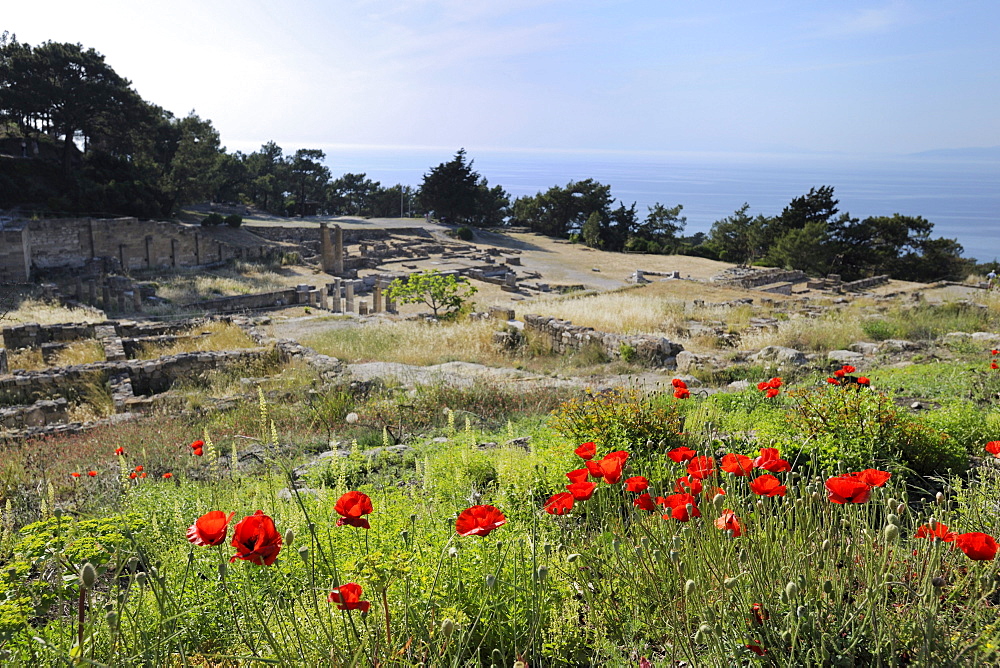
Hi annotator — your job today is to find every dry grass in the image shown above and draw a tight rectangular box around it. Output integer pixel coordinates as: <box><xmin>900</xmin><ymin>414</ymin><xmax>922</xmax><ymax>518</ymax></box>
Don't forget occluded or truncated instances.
<box><xmin>6</xmin><ymin>340</ymin><xmax>105</xmax><ymax>371</ymax></box>
<box><xmin>152</xmin><ymin>265</ymin><xmax>287</xmax><ymax>305</ymax></box>
<box><xmin>530</xmin><ymin>288</ymin><xmax>684</xmax><ymax>335</ymax></box>
<box><xmin>740</xmin><ymin>312</ymin><xmax>866</xmax><ymax>352</ymax></box>
<box><xmin>1</xmin><ymin>297</ymin><xmax>105</xmax><ymax>326</ymax></box>
<box><xmin>303</xmin><ymin>319</ymin><xmax>508</xmax><ymax>366</ymax></box>
<box><xmin>134</xmin><ymin>321</ymin><xmax>258</xmax><ymax>359</ymax></box>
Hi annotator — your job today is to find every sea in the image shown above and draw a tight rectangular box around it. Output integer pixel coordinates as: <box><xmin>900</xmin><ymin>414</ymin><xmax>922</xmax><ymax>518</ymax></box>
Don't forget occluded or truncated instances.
<box><xmin>305</xmin><ymin>145</ymin><xmax>1000</xmax><ymax>264</ymax></box>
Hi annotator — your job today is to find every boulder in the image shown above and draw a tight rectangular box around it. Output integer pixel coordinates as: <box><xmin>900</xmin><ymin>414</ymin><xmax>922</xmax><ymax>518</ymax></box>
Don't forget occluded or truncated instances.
<box><xmin>878</xmin><ymin>339</ymin><xmax>920</xmax><ymax>353</ymax></box>
<box><xmin>848</xmin><ymin>342</ymin><xmax>880</xmax><ymax>355</ymax></box>
<box><xmin>828</xmin><ymin>350</ymin><xmax>865</xmax><ymax>365</ymax></box>
<box><xmin>749</xmin><ymin>346</ymin><xmax>807</xmax><ymax>366</ymax></box>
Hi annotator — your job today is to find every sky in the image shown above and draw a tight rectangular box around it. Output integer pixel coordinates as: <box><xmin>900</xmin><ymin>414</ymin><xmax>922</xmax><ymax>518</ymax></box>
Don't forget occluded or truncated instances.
<box><xmin>5</xmin><ymin>0</ymin><xmax>1000</xmax><ymax>157</ymax></box>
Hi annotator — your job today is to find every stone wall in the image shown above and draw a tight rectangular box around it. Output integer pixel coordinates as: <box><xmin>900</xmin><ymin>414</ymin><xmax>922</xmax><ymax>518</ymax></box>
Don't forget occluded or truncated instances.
<box><xmin>842</xmin><ymin>275</ymin><xmax>890</xmax><ymax>292</ymax></box>
<box><xmin>715</xmin><ymin>268</ymin><xmax>808</xmax><ymax>289</ymax></box>
<box><xmin>523</xmin><ymin>314</ymin><xmax>682</xmax><ymax>367</ymax></box>
<box><xmin>0</xmin><ymin>397</ymin><xmax>68</xmax><ymax>429</ymax></box>
<box><xmin>183</xmin><ymin>288</ymin><xmax>302</xmax><ymax>313</ymax></box>
<box><xmin>0</xmin><ymin>224</ymin><xmax>30</xmax><ymax>282</ymax></box>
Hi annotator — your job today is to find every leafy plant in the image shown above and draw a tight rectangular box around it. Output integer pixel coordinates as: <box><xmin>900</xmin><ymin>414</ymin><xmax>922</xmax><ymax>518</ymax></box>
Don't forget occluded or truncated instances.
<box><xmin>386</xmin><ymin>270</ymin><xmax>477</xmax><ymax>319</ymax></box>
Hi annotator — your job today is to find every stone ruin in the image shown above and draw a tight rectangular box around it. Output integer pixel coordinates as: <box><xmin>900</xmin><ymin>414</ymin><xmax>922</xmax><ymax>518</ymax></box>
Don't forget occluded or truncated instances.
<box><xmin>522</xmin><ymin>314</ymin><xmax>683</xmax><ymax>367</ymax></box>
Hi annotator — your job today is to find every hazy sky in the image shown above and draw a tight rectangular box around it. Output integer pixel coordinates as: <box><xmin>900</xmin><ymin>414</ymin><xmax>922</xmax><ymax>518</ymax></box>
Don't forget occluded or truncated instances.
<box><xmin>6</xmin><ymin>0</ymin><xmax>999</xmax><ymax>156</ymax></box>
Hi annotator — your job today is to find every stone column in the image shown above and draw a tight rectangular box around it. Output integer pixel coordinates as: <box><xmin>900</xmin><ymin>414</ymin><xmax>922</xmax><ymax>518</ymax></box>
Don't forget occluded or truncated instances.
<box><xmin>318</xmin><ymin>288</ymin><xmax>329</xmax><ymax>310</ymax></box>
<box><xmin>345</xmin><ymin>281</ymin><xmax>355</xmax><ymax>313</ymax></box>
<box><xmin>358</xmin><ymin>301</ymin><xmax>369</xmax><ymax>315</ymax></box>
<box><xmin>0</xmin><ymin>348</ymin><xmax>8</xmax><ymax>375</ymax></box>
<box><xmin>333</xmin><ymin>225</ymin><xmax>344</xmax><ymax>275</ymax></box>
<box><xmin>328</xmin><ymin>281</ymin><xmax>341</xmax><ymax>312</ymax></box>
<box><xmin>373</xmin><ymin>283</ymin><xmax>383</xmax><ymax>313</ymax></box>
<box><xmin>132</xmin><ymin>289</ymin><xmax>142</xmax><ymax>311</ymax></box>
<box><xmin>320</xmin><ymin>223</ymin><xmax>335</xmax><ymax>272</ymax></box>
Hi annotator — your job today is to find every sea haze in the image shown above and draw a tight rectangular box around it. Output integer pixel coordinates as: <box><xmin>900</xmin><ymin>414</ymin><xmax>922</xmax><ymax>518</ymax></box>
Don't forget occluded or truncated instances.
<box><xmin>309</xmin><ymin>146</ymin><xmax>1000</xmax><ymax>264</ymax></box>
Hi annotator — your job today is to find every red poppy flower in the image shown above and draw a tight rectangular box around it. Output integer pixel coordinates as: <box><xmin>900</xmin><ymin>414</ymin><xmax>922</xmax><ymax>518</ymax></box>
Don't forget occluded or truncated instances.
<box><xmin>714</xmin><ymin>509</ymin><xmax>743</xmax><ymax>537</ymax></box>
<box><xmin>190</xmin><ymin>439</ymin><xmax>205</xmax><ymax>450</ymax></box>
<box><xmin>455</xmin><ymin>505</ymin><xmax>506</xmax><ymax>537</ymax></box>
<box><xmin>585</xmin><ymin>452</ymin><xmax>628</xmax><ymax>484</ymax></box>
<box><xmin>566</xmin><ymin>468</ymin><xmax>590</xmax><ymax>484</ymax></box>
<box><xmin>163</xmin><ymin>472</ymin><xmax>173</xmax><ymax>479</ymax></box>
<box><xmin>746</xmin><ymin>644</ymin><xmax>767</xmax><ymax>656</ymax></box>
<box><xmin>624</xmin><ymin>476</ymin><xmax>649</xmax><ymax>492</ymax></box>
<box><xmin>140</xmin><ymin>472</ymin><xmax>147</xmax><ymax>478</ymax></box>
<box><xmin>193</xmin><ymin>448</ymin><xmax>204</xmax><ymax>457</ymax></box>
<box><xmin>751</xmin><ymin>603</ymin><xmax>769</xmax><ymax>625</ymax></box>
<box><xmin>70</xmin><ymin>472</ymin><xmax>81</xmax><ymax>478</ymax></box>
<box><xmin>658</xmin><ymin>493</ymin><xmax>700</xmax><ymax>521</ymax></box>
<box><xmin>188</xmin><ymin>510</ymin><xmax>235</xmax><ymax>547</ymax></box>
<box><xmin>544</xmin><ymin>492</ymin><xmax>574</xmax><ymax>515</ymax></box>
<box><xmin>850</xmin><ymin>469</ymin><xmax>891</xmax><ymax>487</ymax></box>
<box><xmin>686</xmin><ymin>456</ymin><xmax>715</xmax><ymax>480</ymax></box>
<box><xmin>674</xmin><ymin>475</ymin><xmax>703</xmax><ymax>495</ymax></box>
<box><xmin>986</xmin><ymin>441</ymin><xmax>1000</xmax><ymax>456</ymax></box>
<box><xmin>114</xmin><ymin>447</ymin><xmax>124</xmax><ymax>456</ymax></box>
<box><xmin>327</xmin><ymin>582</ymin><xmax>371</xmax><ymax>612</ymax></box>
<box><xmin>335</xmin><ymin>491</ymin><xmax>374</xmax><ymax>529</ymax></box>
<box><xmin>992</xmin><ymin>362</ymin><xmax>999</xmax><ymax>370</ymax></box>
<box><xmin>841</xmin><ymin>365</ymin><xmax>856</xmax><ymax>374</ymax></box>
<box><xmin>230</xmin><ymin>510</ymin><xmax>283</xmax><ymax>565</ymax></box>
<box><xmin>633</xmin><ymin>493</ymin><xmax>656</xmax><ymax>512</ymax></box>
<box><xmin>826</xmin><ymin>377</ymin><xmax>841</xmax><ymax>385</ymax></box>
<box><xmin>767</xmin><ymin>377</ymin><xmax>782</xmax><ymax>389</ymax></box>
<box><xmin>749</xmin><ymin>474</ymin><xmax>787</xmax><ymax>497</ymax></box>
<box><xmin>673</xmin><ymin>388</ymin><xmax>691</xmax><ymax>399</ymax></box>
<box><xmin>765</xmin><ymin>387</ymin><xmax>780</xmax><ymax>399</ymax></box>
<box><xmin>756</xmin><ymin>381</ymin><xmax>770</xmax><ymax>391</ymax></box>
<box><xmin>825</xmin><ymin>475</ymin><xmax>872</xmax><ymax>504</ymax></box>
<box><xmin>993</xmin><ymin>349</ymin><xmax>999</xmax><ymax>356</ymax></box>
<box><xmin>87</xmin><ymin>471</ymin><xmax>97</xmax><ymax>477</ymax></box>
<box><xmin>574</xmin><ymin>442</ymin><xmax>596</xmax><ymax>460</ymax></box>
<box><xmin>135</xmin><ymin>466</ymin><xmax>143</xmax><ymax>472</ymax></box>
<box><xmin>954</xmin><ymin>532</ymin><xmax>998</xmax><ymax>561</ymax></box>
<box><xmin>752</xmin><ymin>448</ymin><xmax>791</xmax><ymax>473</ymax></box>
<box><xmin>833</xmin><ymin>369</ymin><xmax>846</xmax><ymax>378</ymax></box>
<box><xmin>671</xmin><ymin>378</ymin><xmax>687</xmax><ymax>389</ymax></box>
<box><xmin>857</xmin><ymin>376</ymin><xmax>870</xmax><ymax>386</ymax></box>
<box><xmin>667</xmin><ymin>446</ymin><xmax>697</xmax><ymax>463</ymax></box>
<box><xmin>914</xmin><ymin>522</ymin><xmax>956</xmax><ymax>542</ymax></box>
<box><xmin>721</xmin><ymin>453</ymin><xmax>753</xmax><ymax>476</ymax></box>
<box><xmin>566</xmin><ymin>481</ymin><xmax>597</xmax><ymax>500</ymax></box>
<box><xmin>128</xmin><ymin>472</ymin><xmax>137</xmax><ymax>479</ymax></box>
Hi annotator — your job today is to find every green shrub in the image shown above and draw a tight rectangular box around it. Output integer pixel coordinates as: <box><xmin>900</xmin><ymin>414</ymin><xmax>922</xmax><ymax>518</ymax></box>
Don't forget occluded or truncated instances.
<box><xmin>451</xmin><ymin>226</ymin><xmax>474</xmax><ymax>241</ymax></box>
<box><xmin>549</xmin><ymin>387</ymin><xmax>685</xmax><ymax>453</ymax></box>
<box><xmin>224</xmin><ymin>214</ymin><xmax>243</xmax><ymax>228</ymax></box>
<box><xmin>201</xmin><ymin>212</ymin><xmax>225</xmax><ymax>227</ymax></box>
<box><xmin>916</xmin><ymin>400</ymin><xmax>992</xmax><ymax>454</ymax></box>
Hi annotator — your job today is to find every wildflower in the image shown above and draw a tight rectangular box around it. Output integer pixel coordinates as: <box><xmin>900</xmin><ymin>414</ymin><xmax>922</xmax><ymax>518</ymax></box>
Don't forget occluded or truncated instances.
<box><xmin>544</xmin><ymin>492</ymin><xmax>574</xmax><ymax>515</ymax></box>
<box><xmin>850</xmin><ymin>468</ymin><xmax>891</xmax><ymax>487</ymax></box>
<box><xmin>140</xmin><ymin>472</ymin><xmax>147</xmax><ymax>478</ymax></box>
<box><xmin>857</xmin><ymin>376</ymin><xmax>870</xmax><ymax>386</ymax></box>
<box><xmin>986</xmin><ymin>441</ymin><xmax>1000</xmax><ymax>457</ymax></box>
<box><xmin>574</xmin><ymin>441</ymin><xmax>596</xmax><ymax>460</ymax></box>
<box><xmin>334</xmin><ymin>491</ymin><xmax>374</xmax><ymax>529</ymax></box>
<box><xmin>230</xmin><ymin>510</ymin><xmax>283</xmax><ymax>565</ymax></box>
<box><xmin>190</xmin><ymin>439</ymin><xmax>204</xmax><ymax>450</ymax></box>
<box><xmin>756</xmin><ymin>380</ymin><xmax>770</xmax><ymax>391</ymax></box>
<box><xmin>765</xmin><ymin>387</ymin><xmax>780</xmax><ymax>398</ymax></box>
<box><xmin>746</xmin><ymin>644</ymin><xmax>767</xmax><ymax>656</ymax></box>
<box><xmin>114</xmin><ymin>447</ymin><xmax>124</xmax><ymax>456</ymax></box>
<box><xmin>566</xmin><ymin>468</ymin><xmax>590</xmax><ymax>484</ymax></box>
<box><xmin>163</xmin><ymin>472</ymin><xmax>173</xmax><ymax>479</ymax></box>
<box><xmin>193</xmin><ymin>446</ymin><xmax>204</xmax><ymax>456</ymax></box>
<box><xmin>624</xmin><ymin>476</ymin><xmax>649</xmax><ymax>492</ymax></box>
<box><xmin>767</xmin><ymin>377</ymin><xmax>782</xmax><ymax>389</ymax></box>
<box><xmin>914</xmin><ymin>522</ymin><xmax>956</xmax><ymax>542</ymax></box>
<box><xmin>686</xmin><ymin>456</ymin><xmax>715</xmax><ymax>480</ymax></box>
<box><xmin>674</xmin><ymin>475</ymin><xmax>703</xmax><ymax>495</ymax></box>
<box><xmin>327</xmin><ymin>582</ymin><xmax>371</xmax><ymax>612</ymax></box>
<box><xmin>658</xmin><ymin>493</ymin><xmax>700</xmax><ymax>521</ymax></box>
<box><xmin>825</xmin><ymin>475</ymin><xmax>872</xmax><ymax>504</ymax></box>
<box><xmin>753</xmin><ymin>447</ymin><xmax>790</xmax><ymax>473</ymax></box>
<box><xmin>633</xmin><ymin>493</ymin><xmax>656</xmax><ymax>513</ymax></box>
<box><xmin>187</xmin><ymin>510</ymin><xmax>235</xmax><ymax>547</ymax></box>
<box><xmin>673</xmin><ymin>388</ymin><xmax>691</xmax><ymax>399</ymax></box>
<box><xmin>834</xmin><ymin>369</ymin><xmax>846</xmax><ymax>378</ymax></box>
<box><xmin>671</xmin><ymin>378</ymin><xmax>687</xmax><ymax>389</ymax></box>
<box><xmin>992</xmin><ymin>362</ymin><xmax>999</xmax><ymax>370</ymax></box>
<box><xmin>87</xmin><ymin>471</ymin><xmax>97</xmax><ymax>477</ymax></box>
<box><xmin>566</xmin><ymin>481</ymin><xmax>597</xmax><ymax>501</ymax></box>
<box><xmin>70</xmin><ymin>472</ymin><xmax>81</xmax><ymax>478</ymax></box>
<box><xmin>954</xmin><ymin>532</ymin><xmax>998</xmax><ymax>561</ymax></box>
<box><xmin>135</xmin><ymin>466</ymin><xmax>143</xmax><ymax>472</ymax></box>
<box><xmin>721</xmin><ymin>453</ymin><xmax>753</xmax><ymax>476</ymax></box>
<box><xmin>749</xmin><ymin>474</ymin><xmax>787</xmax><ymax>497</ymax></box>
<box><xmin>714</xmin><ymin>509</ymin><xmax>743</xmax><ymax>537</ymax></box>
<box><xmin>841</xmin><ymin>365</ymin><xmax>856</xmax><ymax>374</ymax></box>
<box><xmin>128</xmin><ymin>472</ymin><xmax>137</xmax><ymax>479</ymax></box>
<box><xmin>455</xmin><ymin>505</ymin><xmax>506</xmax><ymax>537</ymax></box>
<box><xmin>751</xmin><ymin>603</ymin><xmax>769</xmax><ymax>625</ymax></box>
<box><xmin>667</xmin><ymin>446</ymin><xmax>697</xmax><ymax>463</ymax></box>
<box><xmin>993</xmin><ymin>349</ymin><xmax>999</xmax><ymax>356</ymax></box>
<box><xmin>826</xmin><ymin>377</ymin><xmax>841</xmax><ymax>385</ymax></box>
<box><xmin>585</xmin><ymin>451</ymin><xmax>628</xmax><ymax>484</ymax></box>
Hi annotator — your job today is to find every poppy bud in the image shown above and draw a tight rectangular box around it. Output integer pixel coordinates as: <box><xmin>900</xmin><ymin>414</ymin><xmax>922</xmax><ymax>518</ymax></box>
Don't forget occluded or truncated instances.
<box><xmin>283</xmin><ymin>528</ymin><xmax>295</xmax><ymax>548</ymax></box>
<box><xmin>612</xmin><ymin>539</ymin><xmax>621</xmax><ymax>552</ymax></box>
<box><xmin>823</xmin><ymin>580</ymin><xmax>834</xmax><ymax>594</ymax></box>
<box><xmin>485</xmin><ymin>574</ymin><xmax>496</xmax><ymax>588</ymax></box>
<box><xmin>784</xmin><ymin>581</ymin><xmax>799</xmax><ymax>599</ymax></box>
<box><xmin>80</xmin><ymin>563</ymin><xmax>97</xmax><ymax>589</ymax></box>
<box><xmin>409</xmin><ymin>514</ymin><xmax>417</xmax><ymax>523</ymax></box>
<box><xmin>448</xmin><ymin>546</ymin><xmax>459</xmax><ymax>558</ymax></box>
<box><xmin>887</xmin><ymin>514</ymin><xmax>900</xmax><ymax>527</ymax></box>
<box><xmin>883</xmin><ymin>524</ymin><xmax>900</xmax><ymax>542</ymax></box>
<box><xmin>724</xmin><ymin>576</ymin><xmax>739</xmax><ymax>589</ymax></box>
<box><xmin>896</xmin><ymin>503</ymin><xmax>905</xmax><ymax>515</ymax></box>
<box><xmin>136</xmin><ymin>572</ymin><xmax>148</xmax><ymax>586</ymax></box>
<box><xmin>106</xmin><ymin>611</ymin><xmax>118</xmax><ymax>626</ymax></box>
<box><xmin>821</xmin><ymin>539</ymin><xmax>832</xmax><ymax>552</ymax></box>
<box><xmin>694</xmin><ymin>623</ymin><xmax>713</xmax><ymax>643</ymax></box>
<box><xmin>935</xmin><ymin>492</ymin><xmax>944</xmax><ymax>505</ymax></box>
<box><xmin>669</xmin><ymin>550</ymin><xmax>681</xmax><ymax>563</ymax></box>
<box><xmin>640</xmin><ymin>537</ymin><xmax>650</xmax><ymax>550</ymax></box>
<box><xmin>652</xmin><ymin>549</ymin><xmax>663</xmax><ymax>563</ymax></box>
<box><xmin>440</xmin><ymin>618</ymin><xmax>456</xmax><ymax>639</ymax></box>
<box><xmin>712</xmin><ymin>494</ymin><xmax>725</xmax><ymax>509</ymax></box>
<box><xmin>684</xmin><ymin>579</ymin><xmax>696</xmax><ymax>596</ymax></box>
<box><xmin>535</xmin><ymin>565</ymin><xmax>549</xmax><ymax>582</ymax></box>
<box><xmin>794</xmin><ymin>498</ymin><xmax>802</xmax><ymax>508</ymax></box>
<box><xmin>54</xmin><ymin>508</ymin><xmax>64</xmax><ymax>519</ymax></box>
<box><xmin>797</xmin><ymin>605</ymin><xmax>808</xmax><ymax>618</ymax></box>
<box><xmin>217</xmin><ymin>563</ymin><xmax>227</xmax><ymax>580</ymax></box>
<box><xmin>566</xmin><ymin>553</ymin><xmax>581</xmax><ymax>562</ymax></box>
<box><xmin>298</xmin><ymin>545</ymin><xmax>310</xmax><ymax>562</ymax></box>
<box><xmin>931</xmin><ymin>576</ymin><xmax>946</xmax><ymax>588</ymax></box>
<box><xmin>671</xmin><ymin>536</ymin><xmax>682</xmax><ymax>549</ymax></box>
<box><xmin>887</xmin><ymin>497</ymin><xmax>898</xmax><ymax>509</ymax></box>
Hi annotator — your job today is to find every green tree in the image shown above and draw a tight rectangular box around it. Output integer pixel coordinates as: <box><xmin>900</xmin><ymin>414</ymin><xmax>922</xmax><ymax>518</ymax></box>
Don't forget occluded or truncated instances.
<box><xmin>287</xmin><ymin>148</ymin><xmax>330</xmax><ymax>217</ymax></box>
<box><xmin>635</xmin><ymin>203</ymin><xmax>686</xmax><ymax>252</ymax></box>
<box><xmin>582</xmin><ymin>211</ymin><xmax>603</xmax><ymax>248</ymax></box>
<box><xmin>419</xmin><ymin>149</ymin><xmax>480</xmax><ymax>223</ymax></box>
<box><xmin>386</xmin><ymin>270</ymin><xmax>477</xmax><ymax>319</ymax></box>
<box><xmin>162</xmin><ymin>112</ymin><xmax>224</xmax><ymax>212</ymax></box>
<box><xmin>708</xmin><ymin>203</ymin><xmax>769</xmax><ymax>265</ymax></box>
<box><xmin>327</xmin><ymin>172</ymin><xmax>380</xmax><ymax>215</ymax></box>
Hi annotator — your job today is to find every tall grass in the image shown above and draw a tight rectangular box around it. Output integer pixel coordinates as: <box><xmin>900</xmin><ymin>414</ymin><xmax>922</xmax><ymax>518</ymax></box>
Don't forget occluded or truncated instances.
<box><xmin>532</xmin><ymin>290</ymin><xmax>685</xmax><ymax>334</ymax></box>
<box><xmin>134</xmin><ymin>321</ymin><xmax>258</xmax><ymax>359</ymax></box>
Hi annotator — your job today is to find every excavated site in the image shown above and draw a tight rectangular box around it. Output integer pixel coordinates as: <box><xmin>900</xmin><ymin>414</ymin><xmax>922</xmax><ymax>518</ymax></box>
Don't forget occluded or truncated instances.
<box><xmin>1</xmin><ymin>214</ymin><xmax>995</xmax><ymax>440</ymax></box>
